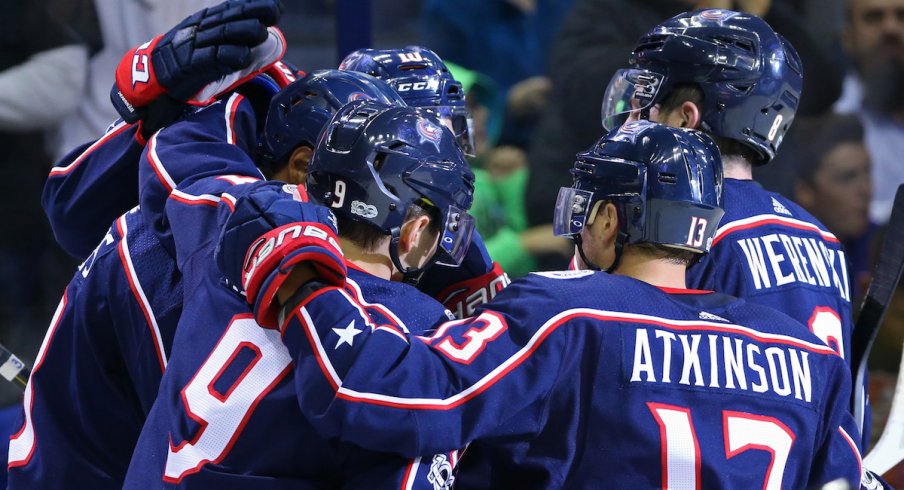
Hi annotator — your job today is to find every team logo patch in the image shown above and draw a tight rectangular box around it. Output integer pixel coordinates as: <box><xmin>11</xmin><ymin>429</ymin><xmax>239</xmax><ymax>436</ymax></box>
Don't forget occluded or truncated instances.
<box><xmin>698</xmin><ymin>9</ymin><xmax>740</xmax><ymax>22</ymax></box>
<box><xmin>531</xmin><ymin>270</ymin><xmax>595</xmax><ymax>280</ymax></box>
<box><xmin>350</xmin><ymin>200</ymin><xmax>378</xmax><ymax>218</ymax></box>
<box><xmin>613</xmin><ymin>120</ymin><xmax>655</xmax><ymax>143</ymax></box>
<box><xmin>417</xmin><ymin>118</ymin><xmax>444</xmax><ymax>148</ymax></box>
<box><xmin>426</xmin><ymin>454</ymin><xmax>455</xmax><ymax>490</ymax></box>
<box><xmin>347</xmin><ymin>92</ymin><xmax>373</xmax><ymax>102</ymax></box>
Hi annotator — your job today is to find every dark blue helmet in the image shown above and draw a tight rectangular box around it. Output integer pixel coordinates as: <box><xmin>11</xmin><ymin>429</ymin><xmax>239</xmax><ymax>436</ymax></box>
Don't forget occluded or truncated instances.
<box><xmin>339</xmin><ymin>46</ymin><xmax>475</xmax><ymax>156</ymax></box>
<box><xmin>307</xmin><ymin>100</ymin><xmax>476</xmax><ymax>279</ymax></box>
<box><xmin>553</xmin><ymin>121</ymin><xmax>724</xmax><ymax>269</ymax></box>
<box><xmin>601</xmin><ymin>9</ymin><xmax>803</xmax><ymax>163</ymax></box>
<box><xmin>258</xmin><ymin>69</ymin><xmax>406</xmax><ymax>170</ymax></box>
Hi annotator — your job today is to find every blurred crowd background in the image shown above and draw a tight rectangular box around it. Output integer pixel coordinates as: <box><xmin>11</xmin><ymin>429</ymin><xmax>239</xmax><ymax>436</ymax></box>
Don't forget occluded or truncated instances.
<box><xmin>1</xmin><ymin>0</ymin><xmax>903</xmax><ymax>482</ymax></box>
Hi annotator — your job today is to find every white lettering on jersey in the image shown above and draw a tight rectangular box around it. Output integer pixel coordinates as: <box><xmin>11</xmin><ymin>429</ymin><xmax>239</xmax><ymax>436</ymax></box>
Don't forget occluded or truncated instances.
<box><xmin>735</xmin><ymin>234</ymin><xmax>850</xmax><ymax>301</ymax></box>
<box><xmin>631</xmin><ymin>328</ymin><xmax>813</xmax><ymax>402</ymax></box>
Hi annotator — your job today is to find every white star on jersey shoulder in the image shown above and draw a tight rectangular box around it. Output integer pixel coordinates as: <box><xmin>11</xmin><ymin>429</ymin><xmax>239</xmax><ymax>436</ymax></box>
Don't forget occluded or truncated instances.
<box><xmin>332</xmin><ymin>320</ymin><xmax>363</xmax><ymax>349</ymax></box>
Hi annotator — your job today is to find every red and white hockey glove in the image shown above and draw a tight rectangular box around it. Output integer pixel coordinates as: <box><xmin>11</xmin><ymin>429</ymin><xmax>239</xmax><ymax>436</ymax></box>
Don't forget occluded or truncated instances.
<box><xmin>111</xmin><ymin>0</ymin><xmax>283</xmax><ymax>125</ymax></box>
<box><xmin>217</xmin><ymin>181</ymin><xmax>346</xmax><ymax>329</ymax></box>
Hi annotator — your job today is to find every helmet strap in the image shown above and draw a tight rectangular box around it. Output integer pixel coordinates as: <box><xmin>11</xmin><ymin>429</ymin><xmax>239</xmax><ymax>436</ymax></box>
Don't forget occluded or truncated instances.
<box><xmin>388</xmin><ymin>227</ymin><xmax>434</xmax><ymax>285</ymax></box>
<box><xmin>607</xmin><ymin>230</ymin><xmax>629</xmax><ymax>274</ymax></box>
<box><xmin>572</xmin><ymin>234</ymin><xmax>601</xmax><ymax>272</ymax></box>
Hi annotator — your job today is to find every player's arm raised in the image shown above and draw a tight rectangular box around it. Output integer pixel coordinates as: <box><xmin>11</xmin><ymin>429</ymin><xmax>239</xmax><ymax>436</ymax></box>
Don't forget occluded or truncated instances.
<box><xmin>138</xmin><ymin>91</ymin><xmax>264</xmax><ymax>264</ymax></box>
<box><xmin>42</xmin><ymin>121</ymin><xmax>145</xmax><ymax>259</ymax></box>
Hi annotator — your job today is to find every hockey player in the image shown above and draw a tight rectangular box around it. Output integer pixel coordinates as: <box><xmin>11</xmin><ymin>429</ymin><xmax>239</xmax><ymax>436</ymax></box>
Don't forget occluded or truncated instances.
<box><xmin>599</xmin><ymin>10</ymin><xmax>853</xmax><ymax>366</ymax></box>
<box><xmin>7</xmin><ymin>3</ymin><xmax>283</xmax><ymax>488</ymax></box>
<box><xmin>219</xmin><ymin>121</ymin><xmax>866</xmax><ymax>489</ymax></box>
<box><xmin>339</xmin><ymin>45</ymin><xmax>508</xmax><ymax>316</ymax></box>
<box><xmin>122</xmin><ymin>98</ymin><xmax>474</xmax><ymax>488</ymax></box>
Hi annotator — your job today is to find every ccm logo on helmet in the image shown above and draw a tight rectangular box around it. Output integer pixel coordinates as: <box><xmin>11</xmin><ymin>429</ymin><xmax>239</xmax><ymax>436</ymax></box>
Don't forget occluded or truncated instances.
<box><xmin>396</xmin><ymin>80</ymin><xmax>440</xmax><ymax>92</ymax></box>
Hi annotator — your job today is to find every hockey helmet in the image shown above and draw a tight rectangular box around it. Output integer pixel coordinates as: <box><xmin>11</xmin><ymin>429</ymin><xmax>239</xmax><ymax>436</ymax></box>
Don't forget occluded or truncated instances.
<box><xmin>601</xmin><ymin>9</ymin><xmax>803</xmax><ymax>163</ymax></box>
<box><xmin>340</xmin><ymin>46</ymin><xmax>475</xmax><ymax>156</ymax></box>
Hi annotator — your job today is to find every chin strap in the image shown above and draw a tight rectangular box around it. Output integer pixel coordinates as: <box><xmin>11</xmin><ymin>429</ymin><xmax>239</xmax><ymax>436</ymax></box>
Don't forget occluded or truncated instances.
<box><xmin>388</xmin><ymin>227</ymin><xmax>437</xmax><ymax>285</ymax></box>
<box><xmin>572</xmin><ymin>230</ymin><xmax>630</xmax><ymax>274</ymax></box>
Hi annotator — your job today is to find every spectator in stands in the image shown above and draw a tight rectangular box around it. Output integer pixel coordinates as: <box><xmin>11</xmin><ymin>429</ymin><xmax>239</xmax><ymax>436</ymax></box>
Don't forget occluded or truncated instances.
<box><xmin>793</xmin><ymin>114</ymin><xmax>875</xmax><ymax>298</ymax></box>
<box><xmin>421</xmin><ymin>0</ymin><xmax>574</xmax><ymax>149</ymax></box>
<box><xmin>835</xmin><ymin>0</ymin><xmax>904</xmax><ymax>225</ymax></box>
<box><xmin>525</xmin><ymin>0</ymin><xmax>845</xmax><ymax>270</ymax></box>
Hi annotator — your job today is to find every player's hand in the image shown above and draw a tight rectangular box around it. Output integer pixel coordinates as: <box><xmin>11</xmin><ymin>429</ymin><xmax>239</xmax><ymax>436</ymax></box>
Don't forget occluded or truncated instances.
<box><xmin>216</xmin><ymin>181</ymin><xmax>346</xmax><ymax>329</ymax></box>
<box><xmin>111</xmin><ymin>0</ymin><xmax>282</xmax><ymax>124</ymax></box>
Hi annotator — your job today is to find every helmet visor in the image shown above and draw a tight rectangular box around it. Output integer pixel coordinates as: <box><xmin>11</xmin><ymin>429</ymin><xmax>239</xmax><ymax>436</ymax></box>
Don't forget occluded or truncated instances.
<box><xmin>601</xmin><ymin>69</ymin><xmax>665</xmax><ymax>131</ymax></box>
<box><xmin>553</xmin><ymin>187</ymin><xmax>595</xmax><ymax>237</ymax></box>
<box><xmin>423</xmin><ymin>106</ymin><xmax>476</xmax><ymax>157</ymax></box>
<box><xmin>435</xmin><ymin>204</ymin><xmax>476</xmax><ymax>266</ymax></box>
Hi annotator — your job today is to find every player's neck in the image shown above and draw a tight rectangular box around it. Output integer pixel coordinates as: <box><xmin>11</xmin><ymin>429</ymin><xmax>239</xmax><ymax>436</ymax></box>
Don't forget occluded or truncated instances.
<box><xmin>613</xmin><ymin>249</ymin><xmax>687</xmax><ymax>289</ymax></box>
<box><xmin>722</xmin><ymin>155</ymin><xmax>753</xmax><ymax>180</ymax></box>
<box><xmin>340</xmin><ymin>238</ymin><xmax>394</xmax><ymax>281</ymax></box>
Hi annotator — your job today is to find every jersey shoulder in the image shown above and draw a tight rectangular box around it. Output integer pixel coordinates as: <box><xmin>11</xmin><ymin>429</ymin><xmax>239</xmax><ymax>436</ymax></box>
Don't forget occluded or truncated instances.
<box><xmin>720</xmin><ymin>179</ymin><xmax>835</xmax><ymax>236</ymax></box>
<box><xmin>347</xmin><ymin>268</ymin><xmax>454</xmax><ymax>335</ymax></box>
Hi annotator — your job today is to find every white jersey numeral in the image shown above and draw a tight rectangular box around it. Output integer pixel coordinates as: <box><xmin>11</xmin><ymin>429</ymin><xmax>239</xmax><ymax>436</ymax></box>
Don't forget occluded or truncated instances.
<box><xmin>808</xmin><ymin>306</ymin><xmax>844</xmax><ymax>359</ymax></box>
<box><xmin>435</xmin><ymin>313</ymin><xmax>507</xmax><ymax>364</ymax></box>
<box><xmin>164</xmin><ymin>316</ymin><xmax>292</xmax><ymax>483</ymax></box>
<box><xmin>648</xmin><ymin>403</ymin><xmax>795</xmax><ymax>490</ymax></box>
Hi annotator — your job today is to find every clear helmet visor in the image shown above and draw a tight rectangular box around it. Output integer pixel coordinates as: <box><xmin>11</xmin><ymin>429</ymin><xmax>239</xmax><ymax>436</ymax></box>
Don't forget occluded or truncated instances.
<box><xmin>601</xmin><ymin>69</ymin><xmax>665</xmax><ymax>131</ymax></box>
<box><xmin>435</xmin><ymin>204</ymin><xmax>476</xmax><ymax>266</ymax></box>
<box><xmin>553</xmin><ymin>187</ymin><xmax>595</xmax><ymax>237</ymax></box>
<box><xmin>423</xmin><ymin>106</ymin><xmax>476</xmax><ymax>157</ymax></box>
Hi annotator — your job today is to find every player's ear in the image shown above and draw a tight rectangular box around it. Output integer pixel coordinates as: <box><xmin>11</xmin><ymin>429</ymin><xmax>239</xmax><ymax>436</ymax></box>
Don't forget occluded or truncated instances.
<box><xmin>678</xmin><ymin>101</ymin><xmax>701</xmax><ymax>130</ymax></box>
<box><xmin>586</xmin><ymin>201</ymin><xmax>618</xmax><ymax>241</ymax></box>
<box><xmin>398</xmin><ymin>214</ymin><xmax>433</xmax><ymax>256</ymax></box>
<box><xmin>287</xmin><ymin>145</ymin><xmax>314</xmax><ymax>185</ymax></box>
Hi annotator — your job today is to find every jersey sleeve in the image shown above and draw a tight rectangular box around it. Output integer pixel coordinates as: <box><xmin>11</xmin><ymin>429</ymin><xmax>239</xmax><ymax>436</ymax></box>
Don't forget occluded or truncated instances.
<box><xmin>279</xmin><ymin>276</ymin><xmax>563</xmax><ymax>457</ymax></box>
<box><xmin>138</xmin><ymin>92</ymin><xmax>262</xmax><ymax>264</ymax></box>
<box><xmin>808</xmin><ymin>356</ymin><xmax>864</xmax><ymax>488</ymax></box>
<box><xmin>41</xmin><ymin>120</ymin><xmax>145</xmax><ymax>259</ymax></box>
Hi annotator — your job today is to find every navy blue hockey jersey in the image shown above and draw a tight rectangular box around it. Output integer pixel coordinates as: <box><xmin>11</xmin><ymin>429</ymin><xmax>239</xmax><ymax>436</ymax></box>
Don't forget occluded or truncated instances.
<box><xmin>42</xmin><ymin>121</ymin><xmax>146</xmax><ymax>259</ymax></box>
<box><xmin>7</xmin><ymin>208</ymin><xmax>181</xmax><ymax>488</ymax></box>
<box><xmin>275</xmin><ymin>270</ymin><xmax>864</xmax><ymax>489</ymax></box>
<box><xmin>122</xmin><ymin>95</ymin><xmax>462</xmax><ymax>489</ymax></box>
<box><xmin>687</xmin><ymin>179</ymin><xmax>853</xmax><ymax>363</ymax></box>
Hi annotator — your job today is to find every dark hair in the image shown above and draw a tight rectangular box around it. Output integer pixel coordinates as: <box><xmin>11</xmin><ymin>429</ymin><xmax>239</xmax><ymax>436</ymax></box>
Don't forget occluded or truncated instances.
<box><xmin>633</xmin><ymin>242</ymin><xmax>697</xmax><ymax>267</ymax></box>
<box><xmin>659</xmin><ymin>83</ymin><xmax>760</xmax><ymax>164</ymax></box>
<box><xmin>336</xmin><ymin>201</ymin><xmax>440</xmax><ymax>252</ymax></box>
<box><xmin>793</xmin><ymin>114</ymin><xmax>865</xmax><ymax>184</ymax></box>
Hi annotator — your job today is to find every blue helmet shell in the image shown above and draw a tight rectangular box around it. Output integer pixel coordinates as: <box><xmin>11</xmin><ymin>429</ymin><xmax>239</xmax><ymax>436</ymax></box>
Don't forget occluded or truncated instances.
<box><xmin>258</xmin><ymin>69</ymin><xmax>406</xmax><ymax>169</ymax></box>
<box><xmin>554</xmin><ymin>120</ymin><xmax>725</xmax><ymax>254</ymax></box>
<box><xmin>620</xmin><ymin>9</ymin><xmax>803</xmax><ymax>163</ymax></box>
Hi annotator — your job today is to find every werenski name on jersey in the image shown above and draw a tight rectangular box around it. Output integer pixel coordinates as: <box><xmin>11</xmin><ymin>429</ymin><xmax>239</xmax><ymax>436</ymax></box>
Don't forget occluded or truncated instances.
<box><xmin>631</xmin><ymin>327</ymin><xmax>813</xmax><ymax>403</ymax></box>
<box><xmin>735</xmin><ymin>232</ymin><xmax>850</xmax><ymax>302</ymax></box>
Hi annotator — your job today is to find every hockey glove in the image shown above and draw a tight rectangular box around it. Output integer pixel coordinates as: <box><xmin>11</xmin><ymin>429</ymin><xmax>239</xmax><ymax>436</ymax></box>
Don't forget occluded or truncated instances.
<box><xmin>216</xmin><ymin>181</ymin><xmax>346</xmax><ymax>328</ymax></box>
<box><xmin>111</xmin><ymin>0</ymin><xmax>282</xmax><ymax>124</ymax></box>
<box><xmin>418</xmin><ymin>231</ymin><xmax>510</xmax><ymax>318</ymax></box>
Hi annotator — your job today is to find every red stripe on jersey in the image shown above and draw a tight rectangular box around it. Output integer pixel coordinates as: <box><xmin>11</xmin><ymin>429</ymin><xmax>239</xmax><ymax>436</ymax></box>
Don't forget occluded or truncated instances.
<box><xmin>225</xmin><ymin>93</ymin><xmax>245</xmax><ymax>146</ymax></box>
<box><xmin>147</xmin><ymin>133</ymin><xmax>176</xmax><ymax>192</ymax></box>
<box><xmin>295</xmin><ymin>302</ymin><xmax>840</xmax><ymax>411</ymax></box>
<box><xmin>838</xmin><ymin>426</ymin><xmax>863</xmax><ymax>482</ymax></box>
<box><xmin>713</xmin><ymin>215</ymin><xmax>839</xmax><ymax>246</ymax></box>
<box><xmin>169</xmin><ymin>190</ymin><xmax>220</xmax><ymax>207</ymax></box>
<box><xmin>116</xmin><ymin>216</ymin><xmax>167</xmax><ymax>372</ymax></box>
<box><xmin>9</xmin><ymin>292</ymin><xmax>69</xmax><ymax>468</ymax></box>
<box><xmin>48</xmin><ymin>121</ymin><xmax>132</xmax><ymax>177</ymax></box>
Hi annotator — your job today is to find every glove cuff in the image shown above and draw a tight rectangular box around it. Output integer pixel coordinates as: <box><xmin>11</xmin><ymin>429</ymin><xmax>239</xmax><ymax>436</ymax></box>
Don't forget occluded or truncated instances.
<box><xmin>243</xmin><ymin>222</ymin><xmax>346</xmax><ymax>328</ymax></box>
